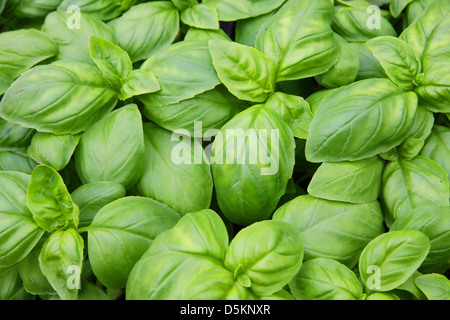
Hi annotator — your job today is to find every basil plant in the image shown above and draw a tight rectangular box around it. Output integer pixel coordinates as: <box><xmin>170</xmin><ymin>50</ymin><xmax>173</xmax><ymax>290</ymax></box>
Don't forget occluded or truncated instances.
<box><xmin>0</xmin><ymin>0</ymin><xmax>448</xmax><ymax>301</ymax></box>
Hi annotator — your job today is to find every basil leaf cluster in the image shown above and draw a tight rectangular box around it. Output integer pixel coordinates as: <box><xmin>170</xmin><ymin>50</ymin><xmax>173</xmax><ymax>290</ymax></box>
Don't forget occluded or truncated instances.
<box><xmin>0</xmin><ymin>0</ymin><xmax>448</xmax><ymax>301</ymax></box>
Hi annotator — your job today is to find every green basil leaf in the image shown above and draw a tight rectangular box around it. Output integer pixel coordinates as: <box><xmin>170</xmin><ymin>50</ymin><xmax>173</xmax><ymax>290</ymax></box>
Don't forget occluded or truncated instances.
<box><xmin>18</xmin><ymin>240</ymin><xmax>55</xmax><ymax>296</ymax></box>
<box><xmin>71</xmin><ymin>181</ymin><xmax>126</xmax><ymax>229</ymax></box>
<box><xmin>129</xmin><ymin>209</ymin><xmax>304</xmax><ymax>300</ymax></box>
<box><xmin>126</xmin><ymin>209</ymin><xmax>235</xmax><ymax>300</ymax></box>
<box><xmin>264</xmin><ymin>92</ymin><xmax>314</xmax><ymax>140</ymax></box>
<box><xmin>211</xmin><ymin>105</ymin><xmax>295</xmax><ymax>226</ymax></box>
<box><xmin>260</xmin><ymin>289</ymin><xmax>295</xmax><ymax>300</ymax></box>
<box><xmin>382</xmin><ymin>156</ymin><xmax>450</xmax><ymax>226</ymax></box>
<box><xmin>0</xmin><ymin>118</ymin><xmax>35</xmax><ymax>149</ymax></box>
<box><xmin>185</xmin><ymin>27</ymin><xmax>231</xmax><ymax>41</ymax></box>
<box><xmin>235</xmin><ymin>11</ymin><xmax>276</xmax><ymax>47</ymax></box>
<box><xmin>414</xmin><ymin>274</ymin><xmax>450</xmax><ymax>300</ymax></box>
<box><xmin>181</xmin><ymin>3</ymin><xmax>220</xmax><ymax>30</ymax></box>
<box><xmin>401</xmin><ymin>0</ymin><xmax>450</xmax><ymax>113</ymax></box>
<box><xmin>365</xmin><ymin>292</ymin><xmax>401</xmax><ymax>300</ymax></box>
<box><xmin>27</xmin><ymin>133</ymin><xmax>82</xmax><ymax>171</ymax></box>
<box><xmin>81</xmin><ymin>196</ymin><xmax>180</xmax><ymax>289</ymax></box>
<box><xmin>0</xmin><ymin>149</ymin><xmax>37</xmax><ymax>174</ymax></box>
<box><xmin>38</xmin><ymin>228</ymin><xmax>84</xmax><ymax>300</ymax></box>
<box><xmin>273</xmin><ymin>195</ymin><xmax>385</xmax><ymax>268</ymax></box>
<box><xmin>225</xmin><ymin>220</ymin><xmax>303</xmax><ymax>296</ymax></box>
<box><xmin>57</xmin><ymin>0</ymin><xmax>135</xmax><ymax>21</ymax></box>
<box><xmin>137</xmin><ymin>122</ymin><xmax>213</xmax><ymax>215</ymax></box>
<box><xmin>138</xmin><ymin>40</ymin><xmax>221</xmax><ymax>108</ymax></box>
<box><xmin>404</xmin><ymin>0</ymin><xmax>430</xmax><ymax>27</ymax></box>
<box><xmin>6</xmin><ymin>0</ymin><xmax>61</xmax><ymax>18</ymax></box>
<box><xmin>74</xmin><ymin>104</ymin><xmax>145</xmax><ymax>189</ymax></box>
<box><xmin>305</xmin><ymin>79</ymin><xmax>418</xmax><ymax>163</ymax></box>
<box><xmin>0</xmin><ymin>71</ymin><xmax>13</xmax><ymax>96</ymax></box>
<box><xmin>420</xmin><ymin>125</ymin><xmax>450</xmax><ymax>183</ymax></box>
<box><xmin>307</xmin><ymin>156</ymin><xmax>385</xmax><ymax>204</ymax></box>
<box><xmin>332</xmin><ymin>1</ymin><xmax>397</xmax><ymax>41</ymax></box>
<box><xmin>379</xmin><ymin>104</ymin><xmax>434</xmax><ymax>161</ymax></box>
<box><xmin>305</xmin><ymin>88</ymin><xmax>339</xmax><ymax>114</ymax></box>
<box><xmin>142</xmin><ymin>85</ymin><xmax>245</xmax><ymax>138</ymax></box>
<box><xmin>255</xmin><ymin>0</ymin><xmax>338</xmax><ymax>82</ymax></box>
<box><xmin>390</xmin><ymin>0</ymin><xmax>415</xmax><ymax>18</ymax></box>
<box><xmin>210</xmin><ymin>0</ymin><xmax>286</xmax><ymax>21</ymax></box>
<box><xmin>315</xmin><ymin>34</ymin><xmax>360</xmax><ymax>88</ymax></box>
<box><xmin>119</xmin><ymin>69</ymin><xmax>161</xmax><ymax>101</ymax></box>
<box><xmin>0</xmin><ymin>171</ymin><xmax>44</xmax><ymax>269</ymax></box>
<box><xmin>0</xmin><ymin>29</ymin><xmax>57</xmax><ymax>83</ymax></box>
<box><xmin>77</xmin><ymin>280</ymin><xmax>110</xmax><ymax>300</ymax></box>
<box><xmin>289</xmin><ymin>258</ymin><xmax>364</xmax><ymax>300</ymax></box>
<box><xmin>0</xmin><ymin>265</ymin><xmax>23</xmax><ymax>300</ymax></box>
<box><xmin>27</xmin><ymin>165</ymin><xmax>80</xmax><ymax>233</ymax></box>
<box><xmin>366</xmin><ymin>36</ymin><xmax>422</xmax><ymax>91</ymax></box>
<box><xmin>42</xmin><ymin>11</ymin><xmax>117</xmax><ymax>64</ymax></box>
<box><xmin>406</xmin><ymin>105</ymin><xmax>435</xmax><ymax>141</ymax></box>
<box><xmin>209</xmin><ymin>39</ymin><xmax>275</xmax><ymax>102</ymax></box>
<box><xmin>391</xmin><ymin>206</ymin><xmax>450</xmax><ymax>274</ymax></box>
<box><xmin>359</xmin><ymin>230</ymin><xmax>430</xmax><ymax>292</ymax></box>
<box><xmin>395</xmin><ymin>271</ymin><xmax>427</xmax><ymax>300</ymax></box>
<box><xmin>88</xmin><ymin>35</ymin><xmax>132</xmax><ymax>90</ymax></box>
<box><xmin>170</xmin><ymin>0</ymin><xmax>196</xmax><ymax>11</ymax></box>
<box><xmin>355</xmin><ymin>42</ymin><xmax>387</xmax><ymax>80</ymax></box>
<box><xmin>397</xmin><ymin>138</ymin><xmax>425</xmax><ymax>160</ymax></box>
<box><xmin>108</xmin><ymin>2</ymin><xmax>179</xmax><ymax>63</ymax></box>
<box><xmin>0</xmin><ymin>60</ymin><xmax>118</xmax><ymax>135</ymax></box>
